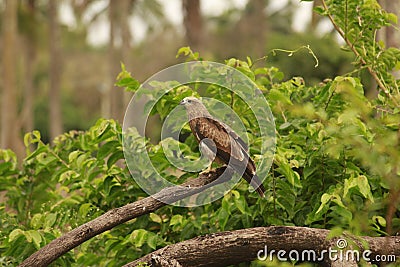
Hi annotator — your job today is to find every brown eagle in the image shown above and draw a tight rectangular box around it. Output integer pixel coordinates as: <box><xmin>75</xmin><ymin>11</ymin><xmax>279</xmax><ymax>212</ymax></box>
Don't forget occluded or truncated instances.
<box><xmin>180</xmin><ymin>96</ymin><xmax>265</xmax><ymax>197</ymax></box>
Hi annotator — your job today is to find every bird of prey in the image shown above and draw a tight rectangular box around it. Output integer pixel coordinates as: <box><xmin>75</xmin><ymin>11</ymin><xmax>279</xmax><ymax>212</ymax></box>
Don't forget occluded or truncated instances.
<box><xmin>179</xmin><ymin>96</ymin><xmax>265</xmax><ymax>197</ymax></box>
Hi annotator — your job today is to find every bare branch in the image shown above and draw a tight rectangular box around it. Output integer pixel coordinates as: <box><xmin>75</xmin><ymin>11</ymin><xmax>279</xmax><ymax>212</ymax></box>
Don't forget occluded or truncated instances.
<box><xmin>19</xmin><ymin>167</ymin><xmax>229</xmax><ymax>267</ymax></box>
<box><xmin>19</xmin><ymin>166</ymin><xmax>400</xmax><ymax>267</ymax></box>
<box><xmin>126</xmin><ymin>226</ymin><xmax>400</xmax><ymax>267</ymax></box>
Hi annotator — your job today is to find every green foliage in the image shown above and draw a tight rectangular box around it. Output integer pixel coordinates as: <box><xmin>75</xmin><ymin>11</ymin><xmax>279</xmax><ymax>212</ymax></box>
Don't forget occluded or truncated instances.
<box><xmin>1</xmin><ymin>1</ymin><xmax>399</xmax><ymax>266</ymax></box>
<box><xmin>313</xmin><ymin>0</ymin><xmax>400</xmax><ymax>105</ymax></box>
<box><xmin>0</xmin><ymin>120</ymin><xmax>149</xmax><ymax>266</ymax></box>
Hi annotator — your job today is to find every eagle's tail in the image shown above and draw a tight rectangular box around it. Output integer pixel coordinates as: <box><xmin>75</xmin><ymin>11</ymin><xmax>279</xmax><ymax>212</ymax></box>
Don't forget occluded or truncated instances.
<box><xmin>243</xmin><ymin>172</ymin><xmax>265</xmax><ymax>198</ymax></box>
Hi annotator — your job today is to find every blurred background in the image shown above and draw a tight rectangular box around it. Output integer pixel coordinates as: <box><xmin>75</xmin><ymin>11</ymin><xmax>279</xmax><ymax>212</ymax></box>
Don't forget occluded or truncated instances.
<box><xmin>0</xmin><ymin>0</ymin><xmax>398</xmax><ymax>159</ymax></box>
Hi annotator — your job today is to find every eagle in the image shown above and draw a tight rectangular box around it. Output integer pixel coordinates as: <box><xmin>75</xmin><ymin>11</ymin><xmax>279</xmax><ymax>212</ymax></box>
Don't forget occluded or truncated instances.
<box><xmin>180</xmin><ymin>96</ymin><xmax>265</xmax><ymax>197</ymax></box>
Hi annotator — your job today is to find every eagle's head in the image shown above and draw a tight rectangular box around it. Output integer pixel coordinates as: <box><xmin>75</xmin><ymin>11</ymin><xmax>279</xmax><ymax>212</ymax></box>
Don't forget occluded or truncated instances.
<box><xmin>180</xmin><ymin>97</ymin><xmax>211</xmax><ymax>119</ymax></box>
<box><xmin>179</xmin><ymin>96</ymin><xmax>202</xmax><ymax>107</ymax></box>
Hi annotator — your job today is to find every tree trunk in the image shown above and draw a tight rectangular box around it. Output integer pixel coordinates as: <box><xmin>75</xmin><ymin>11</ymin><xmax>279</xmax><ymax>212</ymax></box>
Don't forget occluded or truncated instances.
<box><xmin>383</xmin><ymin>0</ymin><xmax>399</xmax><ymax>48</ymax></box>
<box><xmin>378</xmin><ymin>0</ymin><xmax>400</xmax><ymax>79</ymax></box>
<box><xmin>22</xmin><ymin>0</ymin><xmax>37</xmax><ymax>134</ymax></box>
<box><xmin>49</xmin><ymin>0</ymin><xmax>63</xmax><ymax>140</ymax></box>
<box><xmin>1</xmin><ymin>0</ymin><xmax>24</xmax><ymax>159</ymax></box>
<box><xmin>231</xmin><ymin>0</ymin><xmax>268</xmax><ymax>58</ymax></box>
<box><xmin>182</xmin><ymin>0</ymin><xmax>203</xmax><ymax>52</ymax></box>
<box><xmin>107</xmin><ymin>0</ymin><xmax>131</xmax><ymax>122</ymax></box>
<box><xmin>106</xmin><ymin>0</ymin><xmax>116</xmax><ymax>119</ymax></box>
<box><xmin>70</xmin><ymin>0</ymin><xmax>91</xmax><ymax>41</ymax></box>
<box><xmin>311</xmin><ymin>0</ymin><xmax>323</xmax><ymax>30</ymax></box>
<box><xmin>121</xmin><ymin>0</ymin><xmax>133</xmax><ymax>109</ymax></box>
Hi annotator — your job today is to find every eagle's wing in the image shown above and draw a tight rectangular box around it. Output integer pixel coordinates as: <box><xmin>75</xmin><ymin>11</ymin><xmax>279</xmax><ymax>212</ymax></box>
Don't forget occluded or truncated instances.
<box><xmin>189</xmin><ymin>117</ymin><xmax>245</xmax><ymax>162</ymax></box>
<box><xmin>189</xmin><ymin>116</ymin><xmax>265</xmax><ymax>197</ymax></box>
<box><xmin>218</xmin><ymin>121</ymin><xmax>249</xmax><ymax>153</ymax></box>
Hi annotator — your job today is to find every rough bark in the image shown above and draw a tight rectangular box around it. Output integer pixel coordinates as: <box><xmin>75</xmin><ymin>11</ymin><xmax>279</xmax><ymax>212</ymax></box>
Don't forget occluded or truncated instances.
<box><xmin>19</xmin><ymin>167</ymin><xmax>229</xmax><ymax>267</ymax></box>
<box><xmin>127</xmin><ymin>226</ymin><xmax>399</xmax><ymax>267</ymax></box>
<box><xmin>19</xmin><ymin>164</ymin><xmax>400</xmax><ymax>267</ymax></box>
<box><xmin>49</xmin><ymin>0</ymin><xmax>63</xmax><ymax>140</ymax></box>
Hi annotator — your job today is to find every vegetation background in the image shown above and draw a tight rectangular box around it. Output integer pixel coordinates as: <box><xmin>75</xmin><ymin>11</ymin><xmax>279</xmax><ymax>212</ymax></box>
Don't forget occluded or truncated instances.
<box><xmin>0</xmin><ymin>0</ymin><xmax>399</xmax><ymax>266</ymax></box>
<box><xmin>1</xmin><ymin>0</ymin><xmax>361</xmax><ymax>151</ymax></box>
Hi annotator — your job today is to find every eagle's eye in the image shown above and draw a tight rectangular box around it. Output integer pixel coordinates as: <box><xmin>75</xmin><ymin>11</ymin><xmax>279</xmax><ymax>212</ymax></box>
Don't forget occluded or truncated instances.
<box><xmin>187</xmin><ymin>99</ymin><xmax>192</xmax><ymax>103</ymax></box>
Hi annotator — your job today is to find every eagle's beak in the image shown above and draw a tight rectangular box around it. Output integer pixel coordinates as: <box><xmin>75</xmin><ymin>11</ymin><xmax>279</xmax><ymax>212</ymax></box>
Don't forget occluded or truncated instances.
<box><xmin>180</xmin><ymin>99</ymin><xmax>187</xmax><ymax>105</ymax></box>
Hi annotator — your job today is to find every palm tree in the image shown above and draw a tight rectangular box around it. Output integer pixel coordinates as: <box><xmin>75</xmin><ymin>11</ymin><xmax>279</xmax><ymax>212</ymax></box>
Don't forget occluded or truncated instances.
<box><xmin>68</xmin><ymin>0</ymin><xmax>166</xmax><ymax>121</ymax></box>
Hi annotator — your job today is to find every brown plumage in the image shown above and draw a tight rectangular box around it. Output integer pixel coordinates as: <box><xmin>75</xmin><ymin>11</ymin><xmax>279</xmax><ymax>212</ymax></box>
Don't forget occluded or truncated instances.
<box><xmin>180</xmin><ymin>96</ymin><xmax>265</xmax><ymax>197</ymax></box>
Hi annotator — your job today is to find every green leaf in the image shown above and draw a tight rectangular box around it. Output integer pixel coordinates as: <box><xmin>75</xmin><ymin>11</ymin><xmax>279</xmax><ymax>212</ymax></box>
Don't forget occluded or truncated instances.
<box><xmin>218</xmin><ymin>209</ymin><xmax>230</xmax><ymax>230</ymax></box>
<box><xmin>79</xmin><ymin>203</ymin><xmax>94</xmax><ymax>218</ymax></box>
<box><xmin>149</xmin><ymin>213</ymin><xmax>162</xmax><ymax>224</ymax></box>
<box><xmin>107</xmin><ymin>150</ymin><xmax>124</xmax><ymax>168</ymax></box>
<box><xmin>36</xmin><ymin>152</ymin><xmax>57</xmax><ymax>166</ymax></box>
<box><xmin>176</xmin><ymin>46</ymin><xmax>192</xmax><ymax>57</ymax></box>
<box><xmin>25</xmin><ymin>230</ymin><xmax>42</xmax><ymax>249</ymax></box>
<box><xmin>0</xmin><ymin>161</ymin><xmax>12</xmax><ymax>175</ymax></box>
<box><xmin>130</xmin><ymin>229</ymin><xmax>148</xmax><ymax>248</ymax></box>
<box><xmin>45</xmin><ymin>213</ymin><xmax>57</xmax><ymax>228</ymax></box>
<box><xmin>170</xmin><ymin>214</ymin><xmax>183</xmax><ymax>226</ymax></box>
<box><xmin>331</xmin><ymin>206</ymin><xmax>352</xmax><ymax>223</ymax></box>
<box><xmin>98</xmin><ymin>140</ymin><xmax>120</xmax><ymax>160</ymax></box>
<box><xmin>24</xmin><ymin>130</ymin><xmax>41</xmax><ymax>147</ymax></box>
<box><xmin>234</xmin><ymin>195</ymin><xmax>248</xmax><ymax>214</ymax></box>
<box><xmin>221</xmin><ymin>195</ymin><xmax>231</xmax><ymax>214</ymax></box>
<box><xmin>25</xmin><ymin>144</ymin><xmax>48</xmax><ymax>161</ymax></box>
<box><xmin>279</xmin><ymin>122</ymin><xmax>291</xmax><ymax>129</ymax></box>
<box><xmin>386</xmin><ymin>12</ymin><xmax>398</xmax><ymax>24</ymax></box>
<box><xmin>372</xmin><ymin>216</ymin><xmax>386</xmax><ymax>227</ymax></box>
<box><xmin>68</xmin><ymin>151</ymin><xmax>81</xmax><ymax>163</ymax></box>
<box><xmin>344</xmin><ymin>175</ymin><xmax>374</xmax><ymax>202</ymax></box>
<box><xmin>176</xmin><ymin>46</ymin><xmax>199</xmax><ymax>60</ymax></box>
<box><xmin>268</xmin><ymin>89</ymin><xmax>292</xmax><ymax>105</ymax></box>
<box><xmin>146</xmin><ymin>233</ymin><xmax>158</xmax><ymax>249</ymax></box>
<box><xmin>276</xmin><ymin>160</ymin><xmax>302</xmax><ymax>188</ymax></box>
<box><xmin>59</xmin><ymin>170</ymin><xmax>79</xmax><ymax>182</ymax></box>
<box><xmin>316</xmin><ymin>193</ymin><xmax>331</xmax><ymax>214</ymax></box>
<box><xmin>115</xmin><ymin>77</ymin><xmax>139</xmax><ymax>91</ymax></box>
<box><xmin>9</xmin><ymin>229</ymin><xmax>24</xmax><ymax>242</ymax></box>
<box><xmin>30</xmin><ymin>214</ymin><xmax>43</xmax><ymax>229</ymax></box>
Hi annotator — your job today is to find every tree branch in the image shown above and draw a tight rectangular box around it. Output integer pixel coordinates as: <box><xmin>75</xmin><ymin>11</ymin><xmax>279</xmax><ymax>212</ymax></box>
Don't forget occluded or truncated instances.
<box><xmin>320</xmin><ymin>0</ymin><xmax>400</xmax><ymax>107</ymax></box>
<box><xmin>19</xmin><ymin>166</ymin><xmax>400</xmax><ymax>267</ymax></box>
<box><xmin>126</xmin><ymin>226</ymin><xmax>400</xmax><ymax>267</ymax></box>
<box><xmin>19</xmin><ymin>167</ymin><xmax>230</xmax><ymax>267</ymax></box>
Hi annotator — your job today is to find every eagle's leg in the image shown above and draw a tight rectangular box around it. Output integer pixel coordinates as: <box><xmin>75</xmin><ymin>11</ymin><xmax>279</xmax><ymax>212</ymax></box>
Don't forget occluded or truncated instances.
<box><xmin>199</xmin><ymin>138</ymin><xmax>217</xmax><ymax>174</ymax></box>
<box><xmin>199</xmin><ymin>162</ymin><xmax>213</xmax><ymax>175</ymax></box>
